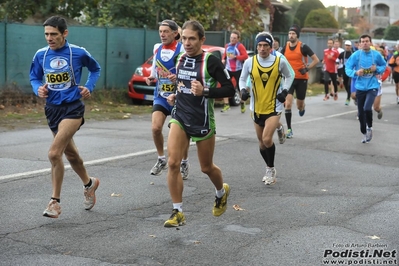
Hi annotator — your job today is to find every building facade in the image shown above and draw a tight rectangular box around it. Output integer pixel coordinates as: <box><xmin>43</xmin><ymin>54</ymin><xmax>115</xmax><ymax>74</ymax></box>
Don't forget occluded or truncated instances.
<box><xmin>361</xmin><ymin>0</ymin><xmax>399</xmax><ymax>34</ymax></box>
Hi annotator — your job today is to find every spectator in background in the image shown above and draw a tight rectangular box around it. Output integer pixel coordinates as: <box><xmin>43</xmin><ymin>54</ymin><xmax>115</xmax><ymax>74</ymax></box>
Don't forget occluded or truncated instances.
<box><xmin>221</xmin><ymin>30</ymin><xmax>248</xmax><ymax>113</ymax></box>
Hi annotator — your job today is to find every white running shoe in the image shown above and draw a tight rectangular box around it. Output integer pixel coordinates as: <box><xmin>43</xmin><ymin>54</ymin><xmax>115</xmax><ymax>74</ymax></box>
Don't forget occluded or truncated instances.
<box><xmin>366</xmin><ymin>127</ymin><xmax>373</xmax><ymax>142</ymax></box>
<box><xmin>277</xmin><ymin>125</ymin><xmax>286</xmax><ymax>144</ymax></box>
<box><xmin>262</xmin><ymin>167</ymin><xmax>277</xmax><ymax>185</ymax></box>
<box><xmin>180</xmin><ymin>161</ymin><xmax>190</xmax><ymax>180</ymax></box>
<box><xmin>150</xmin><ymin>158</ymin><xmax>168</xmax><ymax>176</ymax></box>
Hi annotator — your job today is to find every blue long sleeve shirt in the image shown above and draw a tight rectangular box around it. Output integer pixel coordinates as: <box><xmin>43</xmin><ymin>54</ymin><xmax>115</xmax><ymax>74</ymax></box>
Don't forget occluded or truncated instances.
<box><xmin>30</xmin><ymin>40</ymin><xmax>101</xmax><ymax>105</ymax></box>
<box><xmin>344</xmin><ymin>49</ymin><xmax>386</xmax><ymax>91</ymax></box>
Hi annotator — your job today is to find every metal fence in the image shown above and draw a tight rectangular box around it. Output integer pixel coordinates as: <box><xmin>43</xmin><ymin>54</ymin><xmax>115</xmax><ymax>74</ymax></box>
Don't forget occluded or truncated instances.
<box><xmin>0</xmin><ymin>22</ymin><xmax>330</xmax><ymax>93</ymax></box>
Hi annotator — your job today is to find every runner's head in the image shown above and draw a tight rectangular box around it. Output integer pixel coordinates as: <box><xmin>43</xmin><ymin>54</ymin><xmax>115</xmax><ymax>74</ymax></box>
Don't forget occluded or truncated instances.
<box><xmin>159</xmin><ymin>20</ymin><xmax>180</xmax><ymax>45</ymax></box>
<box><xmin>359</xmin><ymin>34</ymin><xmax>372</xmax><ymax>51</ymax></box>
<box><xmin>255</xmin><ymin>32</ymin><xmax>274</xmax><ymax>59</ymax></box>
<box><xmin>230</xmin><ymin>30</ymin><xmax>240</xmax><ymax>45</ymax></box>
<box><xmin>43</xmin><ymin>16</ymin><xmax>68</xmax><ymax>50</ymax></box>
<box><xmin>181</xmin><ymin>20</ymin><xmax>206</xmax><ymax>57</ymax></box>
<box><xmin>288</xmin><ymin>24</ymin><xmax>300</xmax><ymax>43</ymax></box>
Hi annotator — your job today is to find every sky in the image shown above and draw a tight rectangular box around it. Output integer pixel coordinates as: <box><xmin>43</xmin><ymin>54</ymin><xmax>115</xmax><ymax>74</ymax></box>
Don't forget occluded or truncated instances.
<box><xmin>319</xmin><ymin>0</ymin><xmax>361</xmax><ymax>8</ymax></box>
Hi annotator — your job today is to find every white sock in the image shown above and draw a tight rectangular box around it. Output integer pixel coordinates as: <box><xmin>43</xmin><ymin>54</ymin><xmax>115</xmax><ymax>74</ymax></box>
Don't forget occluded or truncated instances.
<box><xmin>173</xmin><ymin>203</ymin><xmax>183</xmax><ymax>212</ymax></box>
<box><xmin>158</xmin><ymin>155</ymin><xmax>166</xmax><ymax>161</ymax></box>
<box><xmin>181</xmin><ymin>158</ymin><xmax>188</xmax><ymax>164</ymax></box>
<box><xmin>277</xmin><ymin>125</ymin><xmax>283</xmax><ymax>132</ymax></box>
<box><xmin>216</xmin><ymin>187</ymin><xmax>225</xmax><ymax>198</ymax></box>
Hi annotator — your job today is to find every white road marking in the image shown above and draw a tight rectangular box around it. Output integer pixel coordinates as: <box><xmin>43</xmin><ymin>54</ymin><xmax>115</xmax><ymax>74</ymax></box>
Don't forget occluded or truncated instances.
<box><xmin>0</xmin><ymin>137</ymin><xmax>228</xmax><ymax>181</ymax></box>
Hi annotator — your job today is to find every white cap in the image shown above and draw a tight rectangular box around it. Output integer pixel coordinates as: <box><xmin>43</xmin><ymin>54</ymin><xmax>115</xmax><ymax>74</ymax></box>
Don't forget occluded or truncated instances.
<box><xmin>345</xmin><ymin>40</ymin><xmax>352</xmax><ymax>45</ymax></box>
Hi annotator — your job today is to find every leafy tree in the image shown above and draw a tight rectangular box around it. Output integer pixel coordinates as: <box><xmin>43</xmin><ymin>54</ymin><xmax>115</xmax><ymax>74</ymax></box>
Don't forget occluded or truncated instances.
<box><xmin>272</xmin><ymin>11</ymin><xmax>292</xmax><ymax>33</ymax></box>
<box><xmin>294</xmin><ymin>0</ymin><xmax>325</xmax><ymax>28</ymax></box>
<box><xmin>82</xmin><ymin>0</ymin><xmax>216</xmax><ymax>29</ymax></box>
<box><xmin>383</xmin><ymin>25</ymin><xmax>399</xmax><ymax>40</ymax></box>
<box><xmin>373</xmin><ymin>27</ymin><xmax>385</xmax><ymax>38</ymax></box>
<box><xmin>326</xmin><ymin>6</ymin><xmax>349</xmax><ymax>29</ymax></box>
<box><xmin>0</xmin><ymin>0</ymin><xmax>87</xmax><ymax>23</ymax></box>
<box><xmin>285</xmin><ymin>0</ymin><xmax>301</xmax><ymax>27</ymax></box>
<box><xmin>0</xmin><ymin>0</ymin><xmax>277</xmax><ymax>35</ymax></box>
<box><xmin>345</xmin><ymin>27</ymin><xmax>359</xmax><ymax>40</ymax></box>
<box><xmin>213</xmin><ymin>0</ymin><xmax>273</xmax><ymax>35</ymax></box>
<box><xmin>83</xmin><ymin>0</ymin><xmax>155</xmax><ymax>28</ymax></box>
<box><xmin>304</xmin><ymin>8</ymin><xmax>338</xmax><ymax>29</ymax></box>
<box><xmin>152</xmin><ymin>0</ymin><xmax>215</xmax><ymax>30</ymax></box>
<box><xmin>353</xmin><ymin>16</ymin><xmax>371</xmax><ymax>35</ymax></box>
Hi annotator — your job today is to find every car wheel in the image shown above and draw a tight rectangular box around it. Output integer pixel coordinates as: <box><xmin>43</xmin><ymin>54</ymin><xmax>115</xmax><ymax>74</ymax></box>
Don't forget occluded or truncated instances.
<box><xmin>229</xmin><ymin>88</ymin><xmax>241</xmax><ymax>106</ymax></box>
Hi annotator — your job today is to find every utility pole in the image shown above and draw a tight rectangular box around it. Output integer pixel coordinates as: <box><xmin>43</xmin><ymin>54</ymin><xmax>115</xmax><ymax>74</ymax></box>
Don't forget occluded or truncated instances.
<box><xmin>334</xmin><ymin>3</ymin><xmax>339</xmax><ymax>21</ymax></box>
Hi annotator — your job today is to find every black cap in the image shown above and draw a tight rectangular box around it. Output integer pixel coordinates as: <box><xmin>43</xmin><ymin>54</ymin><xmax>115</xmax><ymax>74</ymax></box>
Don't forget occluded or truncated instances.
<box><xmin>289</xmin><ymin>24</ymin><xmax>301</xmax><ymax>38</ymax></box>
<box><xmin>159</xmin><ymin>20</ymin><xmax>180</xmax><ymax>40</ymax></box>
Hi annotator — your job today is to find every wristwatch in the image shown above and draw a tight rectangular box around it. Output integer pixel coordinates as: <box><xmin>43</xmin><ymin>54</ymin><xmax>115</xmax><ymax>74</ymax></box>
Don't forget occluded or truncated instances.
<box><xmin>203</xmin><ymin>87</ymin><xmax>210</xmax><ymax>97</ymax></box>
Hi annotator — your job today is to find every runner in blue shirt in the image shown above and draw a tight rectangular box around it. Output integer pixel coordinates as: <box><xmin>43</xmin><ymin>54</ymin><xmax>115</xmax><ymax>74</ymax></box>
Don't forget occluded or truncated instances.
<box><xmin>30</xmin><ymin>15</ymin><xmax>101</xmax><ymax>218</ymax></box>
<box><xmin>345</xmin><ymin>34</ymin><xmax>386</xmax><ymax>143</ymax></box>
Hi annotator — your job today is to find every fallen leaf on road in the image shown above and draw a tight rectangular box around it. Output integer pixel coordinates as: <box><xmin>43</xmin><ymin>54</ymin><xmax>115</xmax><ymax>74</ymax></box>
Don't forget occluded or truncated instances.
<box><xmin>111</xmin><ymin>193</ymin><xmax>122</xmax><ymax>197</ymax></box>
<box><xmin>149</xmin><ymin>235</ymin><xmax>156</xmax><ymax>238</ymax></box>
<box><xmin>366</xmin><ymin>235</ymin><xmax>380</xmax><ymax>240</ymax></box>
<box><xmin>194</xmin><ymin>240</ymin><xmax>201</xmax><ymax>244</ymax></box>
<box><xmin>150</xmin><ymin>182</ymin><xmax>154</xmax><ymax>185</ymax></box>
<box><xmin>233</xmin><ymin>204</ymin><xmax>245</xmax><ymax>211</ymax></box>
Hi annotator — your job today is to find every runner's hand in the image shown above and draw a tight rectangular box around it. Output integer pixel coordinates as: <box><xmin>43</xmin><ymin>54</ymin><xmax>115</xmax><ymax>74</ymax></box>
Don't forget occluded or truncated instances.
<box><xmin>38</xmin><ymin>84</ymin><xmax>48</xmax><ymax>98</ymax></box>
<box><xmin>277</xmin><ymin>90</ymin><xmax>288</xmax><ymax>103</ymax></box>
<box><xmin>79</xmin><ymin>86</ymin><xmax>91</xmax><ymax>99</ymax></box>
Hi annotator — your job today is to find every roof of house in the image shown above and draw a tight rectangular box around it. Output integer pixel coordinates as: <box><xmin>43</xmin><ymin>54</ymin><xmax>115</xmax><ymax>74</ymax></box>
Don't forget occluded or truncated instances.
<box><xmin>301</xmin><ymin>27</ymin><xmax>339</xmax><ymax>33</ymax></box>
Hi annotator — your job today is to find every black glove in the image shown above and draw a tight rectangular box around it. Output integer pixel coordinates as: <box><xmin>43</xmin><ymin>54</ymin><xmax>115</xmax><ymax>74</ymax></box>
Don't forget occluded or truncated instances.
<box><xmin>240</xmin><ymin>89</ymin><xmax>250</xmax><ymax>101</ymax></box>
<box><xmin>277</xmin><ymin>90</ymin><xmax>288</xmax><ymax>103</ymax></box>
<box><xmin>299</xmin><ymin>67</ymin><xmax>308</xmax><ymax>75</ymax></box>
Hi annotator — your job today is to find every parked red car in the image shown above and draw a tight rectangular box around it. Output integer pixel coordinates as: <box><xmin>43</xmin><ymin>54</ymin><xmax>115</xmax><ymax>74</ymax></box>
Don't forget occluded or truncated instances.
<box><xmin>127</xmin><ymin>45</ymin><xmax>242</xmax><ymax>105</ymax></box>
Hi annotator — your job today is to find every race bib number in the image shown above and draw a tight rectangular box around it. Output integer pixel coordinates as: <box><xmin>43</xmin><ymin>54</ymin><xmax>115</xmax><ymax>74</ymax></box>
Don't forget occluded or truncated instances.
<box><xmin>362</xmin><ymin>68</ymin><xmax>373</xmax><ymax>78</ymax></box>
<box><xmin>46</xmin><ymin>72</ymin><xmax>71</xmax><ymax>84</ymax></box>
<box><xmin>158</xmin><ymin>78</ymin><xmax>175</xmax><ymax>98</ymax></box>
<box><xmin>46</xmin><ymin>70</ymin><xmax>73</xmax><ymax>91</ymax></box>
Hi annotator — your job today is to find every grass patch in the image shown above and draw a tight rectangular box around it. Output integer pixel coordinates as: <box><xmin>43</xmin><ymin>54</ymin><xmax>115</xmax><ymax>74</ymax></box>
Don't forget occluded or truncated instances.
<box><xmin>307</xmin><ymin>83</ymin><xmax>325</xmax><ymax>97</ymax></box>
<box><xmin>85</xmin><ymin>88</ymin><xmax>152</xmax><ymax>120</ymax></box>
<box><xmin>0</xmin><ymin>86</ymin><xmax>152</xmax><ymax>130</ymax></box>
<box><xmin>0</xmin><ymin>83</ymin><xmax>325</xmax><ymax>131</ymax></box>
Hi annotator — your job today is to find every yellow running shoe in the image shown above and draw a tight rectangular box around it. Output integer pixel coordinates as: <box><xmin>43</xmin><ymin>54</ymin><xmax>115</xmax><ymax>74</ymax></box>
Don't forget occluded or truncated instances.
<box><xmin>240</xmin><ymin>103</ymin><xmax>246</xmax><ymax>113</ymax></box>
<box><xmin>164</xmin><ymin>209</ymin><xmax>186</xmax><ymax>227</ymax></box>
<box><xmin>221</xmin><ymin>104</ymin><xmax>230</xmax><ymax>112</ymax></box>
<box><xmin>212</xmin><ymin>183</ymin><xmax>230</xmax><ymax>216</ymax></box>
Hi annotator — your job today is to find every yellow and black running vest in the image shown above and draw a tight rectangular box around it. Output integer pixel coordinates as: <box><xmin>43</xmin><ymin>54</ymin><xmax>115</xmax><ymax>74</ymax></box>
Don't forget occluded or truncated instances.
<box><xmin>250</xmin><ymin>55</ymin><xmax>282</xmax><ymax>115</ymax></box>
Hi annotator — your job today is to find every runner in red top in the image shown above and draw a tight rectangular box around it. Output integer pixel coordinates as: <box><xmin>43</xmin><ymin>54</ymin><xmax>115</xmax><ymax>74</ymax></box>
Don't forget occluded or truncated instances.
<box><xmin>323</xmin><ymin>39</ymin><xmax>340</xmax><ymax>101</ymax></box>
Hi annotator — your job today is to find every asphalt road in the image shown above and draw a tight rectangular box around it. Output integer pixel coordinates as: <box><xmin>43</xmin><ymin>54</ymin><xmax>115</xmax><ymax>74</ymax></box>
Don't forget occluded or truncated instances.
<box><xmin>1</xmin><ymin>82</ymin><xmax>399</xmax><ymax>266</ymax></box>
